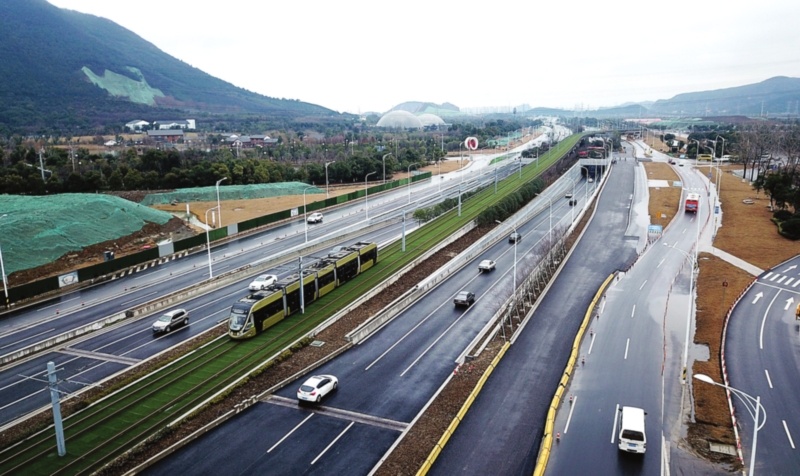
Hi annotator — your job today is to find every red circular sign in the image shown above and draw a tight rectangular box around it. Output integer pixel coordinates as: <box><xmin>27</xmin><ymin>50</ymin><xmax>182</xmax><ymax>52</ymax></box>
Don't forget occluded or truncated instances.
<box><xmin>464</xmin><ymin>137</ymin><xmax>479</xmax><ymax>151</ymax></box>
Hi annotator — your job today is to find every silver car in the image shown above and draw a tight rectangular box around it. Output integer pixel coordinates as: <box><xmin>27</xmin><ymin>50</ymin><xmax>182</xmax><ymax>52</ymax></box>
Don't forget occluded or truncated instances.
<box><xmin>152</xmin><ymin>309</ymin><xmax>189</xmax><ymax>334</ymax></box>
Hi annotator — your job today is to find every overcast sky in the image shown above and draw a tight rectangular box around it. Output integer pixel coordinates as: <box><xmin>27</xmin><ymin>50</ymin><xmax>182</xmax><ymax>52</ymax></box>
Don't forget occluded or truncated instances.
<box><xmin>47</xmin><ymin>0</ymin><xmax>800</xmax><ymax>115</ymax></box>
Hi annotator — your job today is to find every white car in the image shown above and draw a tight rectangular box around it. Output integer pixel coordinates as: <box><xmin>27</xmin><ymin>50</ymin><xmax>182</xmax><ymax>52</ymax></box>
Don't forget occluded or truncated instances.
<box><xmin>297</xmin><ymin>375</ymin><xmax>338</xmax><ymax>403</ymax></box>
<box><xmin>152</xmin><ymin>309</ymin><xmax>189</xmax><ymax>334</ymax></box>
<box><xmin>478</xmin><ymin>259</ymin><xmax>496</xmax><ymax>272</ymax></box>
<box><xmin>307</xmin><ymin>212</ymin><xmax>323</xmax><ymax>224</ymax></box>
<box><xmin>249</xmin><ymin>274</ymin><xmax>278</xmax><ymax>291</ymax></box>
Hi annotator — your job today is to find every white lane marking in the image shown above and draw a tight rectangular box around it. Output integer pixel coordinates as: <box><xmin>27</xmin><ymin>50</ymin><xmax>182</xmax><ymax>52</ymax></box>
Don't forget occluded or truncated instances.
<box><xmin>401</xmin><ymin>318</ymin><xmax>461</xmax><ymax>376</ymax></box>
<box><xmin>611</xmin><ymin>404</ymin><xmax>620</xmax><ymax>444</ymax></box>
<box><xmin>639</xmin><ymin>280</ymin><xmax>647</xmax><ymax>291</ymax></box>
<box><xmin>311</xmin><ymin>421</ymin><xmax>354</xmax><ymax>465</ymax></box>
<box><xmin>120</xmin><ymin>291</ymin><xmax>159</xmax><ymax>306</ymax></box>
<box><xmin>783</xmin><ymin>421</ymin><xmax>796</xmax><ymax>449</ymax></box>
<box><xmin>624</xmin><ymin>339</ymin><xmax>630</xmax><ymax>360</ymax></box>
<box><xmin>0</xmin><ymin>328</ymin><xmax>56</xmax><ymax>350</ymax></box>
<box><xmin>365</xmin><ymin>302</ymin><xmax>447</xmax><ymax>371</ymax></box>
<box><xmin>39</xmin><ymin>300</ymin><xmax>70</xmax><ymax>311</ymax></box>
<box><xmin>795</xmin><ymin>280</ymin><xmax>800</xmax><ymax>288</ymax></box>
<box><xmin>657</xmin><ymin>258</ymin><xmax>666</xmax><ymax>269</ymax></box>
<box><xmin>764</xmin><ymin>369</ymin><xmax>773</xmax><ymax>389</ymax></box>
<box><xmin>786</xmin><ymin>278</ymin><xmax>795</xmax><ymax>286</ymax></box>
<box><xmin>769</xmin><ymin>274</ymin><xmax>780</xmax><ymax>282</ymax></box>
<box><xmin>760</xmin><ymin>290</ymin><xmax>781</xmax><ymax>350</ymax></box>
<box><xmin>564</xmin><ymin>396</ymin><xmax>577</xmax><ymax>434</ymax></box>
<box><xmin>588</xmin><ymin>333</ymin><xmax>596</xmax><ymax>355</ymax></box>
<box><xmin>777</xmin><ymin>276</ymin><xmax>788</xmax><ymax>284</ymax></box>
<box><xmin>631</xmin><ymin>305</ymin><xmax>636</xmax><ymax>318</ymax></box>
<box><xmin>268</xmin><ymin>414</ymin><xmax>313</xmax><ymax>453</ymax></box>
<box><xmin>762</xmin><ymin>272</ymin><xmax>774</xmax><ymax>280</ymax></box>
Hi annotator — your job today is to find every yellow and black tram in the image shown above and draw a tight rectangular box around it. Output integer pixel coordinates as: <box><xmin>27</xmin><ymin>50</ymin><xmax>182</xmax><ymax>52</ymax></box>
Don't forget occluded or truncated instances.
<box><xmin>228</xmin><ymin>241</ymin><xmax>378</xmax><ymax>339</ymax></box>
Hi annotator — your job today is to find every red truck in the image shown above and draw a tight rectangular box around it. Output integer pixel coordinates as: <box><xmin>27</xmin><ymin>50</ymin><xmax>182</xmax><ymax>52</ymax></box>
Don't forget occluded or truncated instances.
<box><xmin>685</xmin><ymin>193</ymin><xmax>700</xmax><ymax>213</ymax></box>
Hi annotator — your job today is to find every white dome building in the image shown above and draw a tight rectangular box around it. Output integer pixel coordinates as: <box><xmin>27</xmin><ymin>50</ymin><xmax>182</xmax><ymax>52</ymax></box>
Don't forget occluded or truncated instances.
<box><xmin>418</xmin><ymin>113</ymin><xmax>445</xmax><ymax>127</ymax></box>
<box><xmin>376</xmin><ymin>110</ymin><xmax>424</xmax><ymax>129</ymax></box>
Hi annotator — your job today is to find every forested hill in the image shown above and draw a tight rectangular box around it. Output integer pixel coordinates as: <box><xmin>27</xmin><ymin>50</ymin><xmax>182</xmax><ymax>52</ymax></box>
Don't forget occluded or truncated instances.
<box><xmin>0</xmin><ymin>0</ymin><xmax>339</xmax><ymax>135</ymax></box>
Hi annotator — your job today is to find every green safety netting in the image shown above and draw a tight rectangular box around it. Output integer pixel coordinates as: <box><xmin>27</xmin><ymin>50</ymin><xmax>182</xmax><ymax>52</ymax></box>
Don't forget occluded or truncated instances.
<box><xmin>139</xmin><ymin>182</ymin><xmax>324</xmax><ymax>205</ymax></box>
<box><xmin>0</xmin><ymin>194</ymin><xmax>173</xmax><ymax>275</ymax></box>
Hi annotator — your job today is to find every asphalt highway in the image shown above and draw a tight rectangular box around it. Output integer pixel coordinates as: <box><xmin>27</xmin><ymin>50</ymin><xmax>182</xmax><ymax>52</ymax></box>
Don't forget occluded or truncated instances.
<box><xmin>725</xmin><ymin>256</ymin><xmax>800</xmax><ymax>474</ymax></box>
<box><xmin>0</xmin><ymin>145</ymin><xmax>536</xmax><ymax>429</ymax></box>
<box><xmin>142</xmin><ymin>164</ymin><xmax>590</xmax><ymax>474</ymax></box>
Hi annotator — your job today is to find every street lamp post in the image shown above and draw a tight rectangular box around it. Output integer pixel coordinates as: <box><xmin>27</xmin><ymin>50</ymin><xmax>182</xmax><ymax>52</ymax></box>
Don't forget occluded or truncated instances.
<box><xmin>215</xmin><ymin>177</ymin><xmax>227</xmax><ymax>228</ymax></box>
<box><xmin>407</xmin><ymin>163</ymin><xmax>419</xmax><ymax>204</ymax></box>
<box><xmin>437</xmin><ymin>160</ymin><xmax>442</xmax><ymax>193</ymax></box>
<box><xmin>713</xmin><ymin>136</ymin><xmax>726</xmax><ymax>235</ymax></box>
<box><xmin>381</xmin><ymin>153</ymin><xmax>392</xmax><ymax>185</ymax></box>
<box><xmin>204</xmin><ymin>206</ymin><xmax>219</xmax><ymax>279</ymax></box>
<box><xmin>302</xmin><ymin>186</ymin><xmax>315</xmax><ymax>243</ymax></box>
<box><xmin>0</xmin><ymin>214</ymin><xmax>7</xmax><ymax>307</ymax></box>
<box><xmin>325</xmin><ymin>161</ymin><xmax>335</xmax><ymax>198</ymax></box>
<box><xmin>691</xmin><ymin>139</ymin><xmax>702</xmax><ymax>162</ymax></box>
<box><xmin>664</xmin><ymin>238</ymin><xmax>698</xmax><ymax>384</ymax></box>
<box><xmin>496</xmin><ymin>220</ymin><xmax>517</xmax><ymax>292</ymax></box>
<box><xmin>365</xmin><ymin>172</ymin><xmax>376</xmax><ymax>219</ymax></box>
<box><xmin>694</xmin><ymin>374</ymin><xmax>765</xmax><ymax>476</ymax></box>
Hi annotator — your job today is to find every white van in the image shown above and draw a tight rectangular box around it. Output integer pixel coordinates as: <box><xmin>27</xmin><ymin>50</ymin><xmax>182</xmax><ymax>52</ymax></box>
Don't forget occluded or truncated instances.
<box><xmin>618</xmin><ymin>406</ymin><xmax>647</xmax><ymax>454</ymax></box>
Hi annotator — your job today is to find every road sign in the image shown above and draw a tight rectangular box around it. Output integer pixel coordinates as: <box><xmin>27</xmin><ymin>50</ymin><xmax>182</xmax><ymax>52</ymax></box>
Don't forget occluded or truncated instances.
<box><xmin>464</xmin><ymin>137</ymin><xmax>479</xmax><ymax>151</ymax></box>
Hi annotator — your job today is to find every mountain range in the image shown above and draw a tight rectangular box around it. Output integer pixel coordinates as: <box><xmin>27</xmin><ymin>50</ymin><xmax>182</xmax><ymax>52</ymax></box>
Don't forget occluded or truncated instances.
<box><xmin>1</xmin><ymin>0</ymin><xmax>799</xmax><ymax>135</ymax></box>
<box><xmin>0</xmin><ymin>0</ymin><xmax>340</xmax><ymax>135</ymax></box>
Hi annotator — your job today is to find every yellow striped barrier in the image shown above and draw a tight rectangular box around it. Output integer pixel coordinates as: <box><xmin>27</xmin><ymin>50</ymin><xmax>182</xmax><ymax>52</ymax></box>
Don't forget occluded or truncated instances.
<box><xmin>416</xmin><ymin>341</ymin><xmax>511</xmax><ymax>476</ymax></box>
<box><xmin>533</xmin><ymin>274</ymin><xmax>615</xmax><ymax>476</ymax></box>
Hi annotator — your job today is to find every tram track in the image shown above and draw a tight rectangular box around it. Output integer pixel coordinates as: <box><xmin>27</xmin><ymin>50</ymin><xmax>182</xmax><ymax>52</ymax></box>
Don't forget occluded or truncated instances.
<box><xmin>0</xmin><ymin>135</ymin><xmax>581</xmax><ymax>475</ymax></box>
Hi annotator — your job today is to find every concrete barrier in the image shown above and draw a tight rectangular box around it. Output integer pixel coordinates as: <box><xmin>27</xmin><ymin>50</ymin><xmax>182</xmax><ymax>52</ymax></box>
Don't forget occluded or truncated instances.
<box><xmin>0</xmin><ymin>221</ymin><xmax>393</xmax><ymax>366</ymax></box>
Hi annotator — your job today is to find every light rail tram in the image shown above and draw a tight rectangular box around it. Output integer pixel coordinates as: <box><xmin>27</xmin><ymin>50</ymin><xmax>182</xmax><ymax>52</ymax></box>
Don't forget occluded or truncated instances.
<box><xmin>228</xmin><ymin>241</ymin><xmax>378</xmax><ymax>339</ymax></box>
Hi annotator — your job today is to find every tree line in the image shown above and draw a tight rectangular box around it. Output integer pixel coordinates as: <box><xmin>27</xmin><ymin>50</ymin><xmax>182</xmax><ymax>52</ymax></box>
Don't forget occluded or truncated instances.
<box><xmin>0</xmin><ymin>118</ymin><xmax>541</xmax><ymax>195</ymax></box>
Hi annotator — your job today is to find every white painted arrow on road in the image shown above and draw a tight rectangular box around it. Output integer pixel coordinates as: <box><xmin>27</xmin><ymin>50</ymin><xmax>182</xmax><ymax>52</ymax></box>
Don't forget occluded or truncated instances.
<box><xmin>753</xmin><ymin>292</ymin><xmax>764</xmax><ymax>304</ymax></box>
<box><xmin>784</xmin><ymin>265</ymin><xmax>798</xmax><ymax>273</ymax></box>
<box><xmin>785</xmin><ymin>297</ymin><xmax>795</xmax><ymax>311</ymax></box>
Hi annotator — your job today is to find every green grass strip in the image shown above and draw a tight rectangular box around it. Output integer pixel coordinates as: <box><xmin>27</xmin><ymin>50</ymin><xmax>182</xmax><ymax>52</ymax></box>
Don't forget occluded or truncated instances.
<box><xmin>0</xmin><ymin>134</ymin><xmax>584</xmax><ymax>475</ymax></box>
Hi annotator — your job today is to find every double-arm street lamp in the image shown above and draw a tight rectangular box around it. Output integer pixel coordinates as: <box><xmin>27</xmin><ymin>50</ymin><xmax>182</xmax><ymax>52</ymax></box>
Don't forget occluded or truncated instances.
<box><xmin>694</xmin><ymin>374</ymin><xmax>765</xmax><ymax>476</ymax></box>
<box><xmin>664</xmin><ymin>238</ymin><xmax>699</xmax><ymax>384</ymax></box>
<box><xmin>496</xmin><ymin>220</ymin><xmax>517</xmax><ymax>292</ymax></box>
<box><xmin>215</xmin><ymin>177</ymin><xmax>227</xmax><ymax>228</ymax></box>
<box><xmin>407</xmin><ymin>163</ymin><xmax>419</xmax><ymax>204</ymax></box>
<box><xmin>0</xmin><ymin>214</ymin><xmax>7</xmax><ymax>306</ymax></box>
<box><xmin>365</xmin><ymin>172</ymin><xmax>376</xmax><ymax>219</ymax></box>
<box><xmin>381</xmin><ymin>153</ymin><xmax>392</xmax><ymax>185</ymax></box>
<box><xmin>205</xmin><ymin>206</ymin><xmax>220</xmax><ymax>279</ymax></box>
<box><xmin>325</xmin><ymin>161</ymin><xmax>335</xmax><ymax>198</ymax></box>
<box><xmin>302</xmin><ymin>186</ymin><xmax>316</xmax><ymax>243</ymax></box>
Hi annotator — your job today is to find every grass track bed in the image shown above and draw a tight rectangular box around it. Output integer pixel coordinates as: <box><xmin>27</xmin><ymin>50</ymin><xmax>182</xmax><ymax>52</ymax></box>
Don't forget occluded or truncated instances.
<box><xmin>0</xmin><ymin>134</ymin><xmax>583</xmax><ymax>475</ymax></box>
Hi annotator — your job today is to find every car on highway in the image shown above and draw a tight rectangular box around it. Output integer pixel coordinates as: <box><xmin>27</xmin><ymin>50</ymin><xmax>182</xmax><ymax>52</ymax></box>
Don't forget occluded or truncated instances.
<box><xmin>454</xmin><ymin>291</ymin><xmax>476</xmax><ymax>307</ymax></box>
<box><xmin>478</xmin><ymin>259</ymin><xmax>496</xmax><ymax>272</ymax></box>
<box><xmin>564</xmin><ymin>192</ymin><xmax>573</xmax><ymax>199</ymax></box>
<box><xmin>297</xmin><ymin>375</ymin><xmax>338</xmax><ymax>403</ymax></box>
<box><xmin>588</xmin><ymin>177</ymin><xmax>594</xmax><ymax>183</ymax></box>
<box><xmin>508</xmin><ymin>232</ymin><xmax>522</xmax><ymax>244</ymax></box>
<box><xmin>617</xmin><ymin>406</ymin><xmax>647</xmax><ymax>454</ymax></box>
<box><xmin>307</xmin><ymin>212</ymin><xmax>324</xmax><ymax>224</ymax></box>
<box><xmin>249</xmin><ymin>274</ymin><xmax>278</xmax><ymax>291</ymax></box>
<box><xmin>152</xmin><ymin>308</ymin><xmax>189</xmax><ymax>334</ymax></box>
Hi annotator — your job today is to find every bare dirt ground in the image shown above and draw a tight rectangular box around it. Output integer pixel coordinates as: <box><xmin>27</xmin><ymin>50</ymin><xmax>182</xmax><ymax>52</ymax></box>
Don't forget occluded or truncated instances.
<box><xmin>150</xmin><ymin>159</ymin><xmax>467</xmax><ymax>226</ymax></box>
